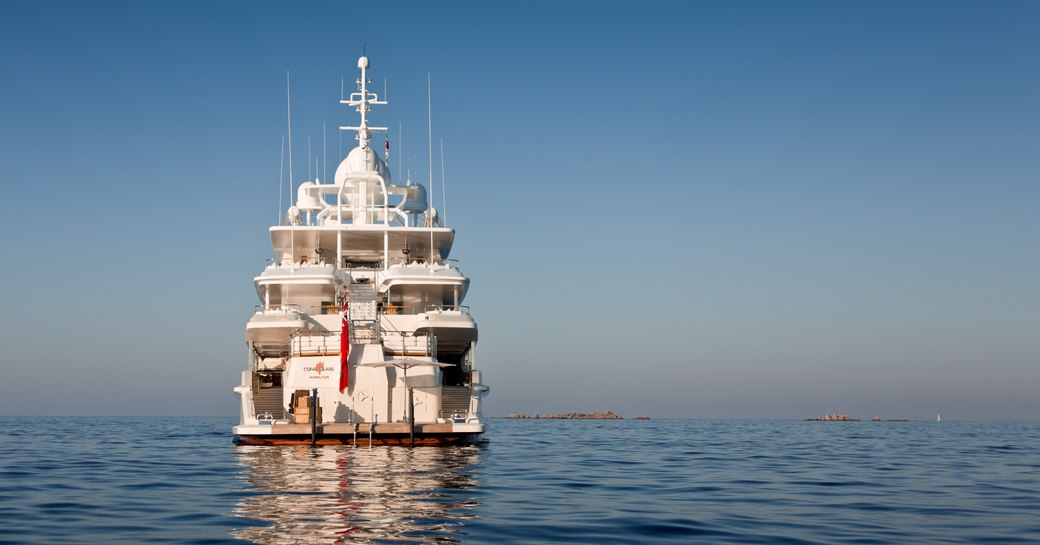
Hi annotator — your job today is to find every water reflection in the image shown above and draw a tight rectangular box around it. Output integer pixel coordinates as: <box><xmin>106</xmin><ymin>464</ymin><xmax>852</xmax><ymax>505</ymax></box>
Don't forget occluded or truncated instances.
<box><xmin>233</xmin><ymin>445</ymin><xmax>483</xmax><ymax>544</ymax></box>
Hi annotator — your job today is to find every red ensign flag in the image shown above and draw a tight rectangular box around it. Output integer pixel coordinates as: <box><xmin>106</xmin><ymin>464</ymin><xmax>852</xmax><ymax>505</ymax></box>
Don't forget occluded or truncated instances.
<box><xmin>339</xmin><ymin>302</ymin><xmax>350</xmax><ymax>392</ymax></box>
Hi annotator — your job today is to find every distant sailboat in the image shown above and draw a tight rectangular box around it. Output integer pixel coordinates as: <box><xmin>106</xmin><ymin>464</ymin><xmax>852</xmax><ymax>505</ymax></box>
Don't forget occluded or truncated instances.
<box><xmin>937</xmin><ymin>413</ymin><xmax>941</xmax><ymax>422</ymax></box>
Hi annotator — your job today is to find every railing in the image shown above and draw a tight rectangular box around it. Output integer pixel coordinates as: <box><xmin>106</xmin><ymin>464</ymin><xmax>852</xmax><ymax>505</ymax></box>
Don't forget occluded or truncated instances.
<box><xmin>380</xmin><ymin>304</ymin><xmax>468</xmax><ymax>315</ymax></box>
<box><xmin>439</xmin><ymin>409</ymin><xmax>470</xmax><ymax>421</ymax></box>
<box><xmin>253</xmin><ymin>303</ymin><xmax>303</xmax><ymax>314</ymax></box>
<box><xmin>381</xmin><ymin>332</ymin><xmax>436</xmax><ymax>356</ymax></box>
<box><xmin>262</xmin><ymin>250</ymin><xmax>461</xmax><ymax>273</ymax></box>
<box><xmin>265</xmin><ymin>257</ymin><xmax>335</xmax><ymax>268</ymax></box>
<box><xmin>255</xmin><ymin>411</ymin><xmax>282</xmax><ymax>424</ymax></box>
<box><xmin>387</xmin><ymin>257</ymin><xmax>461</xmax><ymax>269</ymax></box>
<box><xmin>288</xmin><ymin>331</ymin><xmax>340</xmax><ymax>357</ymax></box>
<box><xmin>423</xmin><ymin>304</ymin><xmax>470</xmax><ymax>314</ymax></box>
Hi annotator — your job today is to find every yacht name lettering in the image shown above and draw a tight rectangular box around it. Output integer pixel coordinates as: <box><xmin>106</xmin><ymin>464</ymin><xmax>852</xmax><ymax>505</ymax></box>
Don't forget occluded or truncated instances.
<box><xmin>303</xmin><ymin>362</ymin><xmax>332</xmax><ymax>374</ymax></box>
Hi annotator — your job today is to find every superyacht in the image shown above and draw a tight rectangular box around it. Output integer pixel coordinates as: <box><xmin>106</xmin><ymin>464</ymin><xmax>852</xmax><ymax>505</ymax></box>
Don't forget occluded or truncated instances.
<box><xmin>233</xmin><ymin>56</ymin><xmax>489</xmax><ymax>445</ymax></box>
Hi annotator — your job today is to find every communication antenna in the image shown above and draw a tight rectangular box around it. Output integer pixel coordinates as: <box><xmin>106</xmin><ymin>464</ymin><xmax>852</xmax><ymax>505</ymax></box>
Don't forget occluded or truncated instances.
<box><xmin>341</xmin><ymin>54</ymin><xmax>387</xmax><ymax>151</ymax></box>
<box><xmin>427</xmin><ymin>73</ymin><xmax>433</xmax><ymax>206</ymax></box>
<box><xmin>383</xmin><ymin>76</ymin><xmax>390</xmax><ymax>172</ymax></box>
<box><xmin>285</xmin><ymin>70</ymin><xmax>296</xmax><ymax>262</ymax></box>
<box><xmin>278</xmin><ymin>135</ymin><xmax>285</xmax><ymax>224</ymax></box>
<box><xmin>286</xmin><ymin>71</ymin><xmax>294</xmax><ymax>218</ymax></box>
<box><xmin>322</xmin><ymin>121</ymin><xmax>327</xmax><ymax>183</ymax></box>
<box><xmin>307</xmin><ymin>136</ymin><xmax>312</xmax><ymax>181</ymax></box>
<box><xmin>339</xmin><ymin>77</ymin><xmax>345</xmax><ymax>161</ymax></box>
<box><xmin>427</xmin><ymin>72</ymin><xmax>435</xmax><ymax>261</ymax></box>
<box><xmin>398</xmin><ymin>122</ymin><xmax>403</xmax><ymax>183</ymax></box>
<box><xmin>440</xmin><ymin>138</ymin><xmax>447</xmax><ymax>226</ymax></box>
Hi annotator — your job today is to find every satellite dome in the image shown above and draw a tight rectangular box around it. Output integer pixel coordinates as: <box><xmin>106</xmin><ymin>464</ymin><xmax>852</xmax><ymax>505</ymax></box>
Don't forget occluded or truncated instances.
<box><xmin>335</xmin><ymin>146</ymin><xmax>391</xmax><ymax>186</ymax></box>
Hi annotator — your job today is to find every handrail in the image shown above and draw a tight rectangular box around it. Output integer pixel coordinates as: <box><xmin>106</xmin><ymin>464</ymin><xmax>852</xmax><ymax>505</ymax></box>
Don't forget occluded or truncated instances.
<box><xmin>263</xmin><ymin>257</ymin><xmax>335</xmax><ymax>269</ymax></box>
<box><xmin>422</xmin><ymin>304</ymin><xmax>469</xmax><ymax>314</ymax></box>
<box><xmin>387</xmin><ymin>257</ymin><xmax>461</xmax><ymax>269</ymax></box>
<box><xmin>377</xmin><ymin>323</ymin><xmax>437</xmax><ymax>357</ymax></box>
<box><xmin>253</xmin><ymin>303</ymin><xmax>303</xmax><ymax>313</ymax></box>
<box><xmin>440</xmin><ymin>409</ymin><xmax>470</xmax><ymax>420</ymax></box>
<box><xmin>287</xmin><ymin>330</ymin><xmax>338</xmax><ymax>357</ymax></box>
<box><xmin>382</xmin><ymin>304</ymin><xmax>467</xmax><ymax>315</ymax></box>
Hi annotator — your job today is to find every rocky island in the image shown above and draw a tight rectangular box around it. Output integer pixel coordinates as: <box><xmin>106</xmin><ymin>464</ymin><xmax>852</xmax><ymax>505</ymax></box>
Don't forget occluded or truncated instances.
<box><xmin>807</xmin><ymin>413</ymin><xmax>861</xmax><ymax>421</ymax></box>
<box><xmin>809</xmin><ymin>414</ymin><xmax>915</xmax><ymax>422</ymax></box>
<box><xmin>504</xmin><ymin>411</ymin><xmax>623</xmax><ymax>420</ymax></box>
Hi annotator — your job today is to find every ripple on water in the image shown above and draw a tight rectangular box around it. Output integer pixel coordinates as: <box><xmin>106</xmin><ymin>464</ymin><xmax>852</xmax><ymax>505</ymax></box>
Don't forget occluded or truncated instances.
<box><xmin>1</xmin><ymin>418</ymin><xmax>1039</xmax><ymax>544</ymax></box>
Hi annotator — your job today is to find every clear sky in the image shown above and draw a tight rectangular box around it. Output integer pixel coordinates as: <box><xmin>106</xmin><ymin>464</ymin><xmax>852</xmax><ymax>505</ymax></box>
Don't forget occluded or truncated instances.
<box><xmin>1</xmin><ymin>1</ymin><xmax>1036</xmax><ymax>420</ymax></box>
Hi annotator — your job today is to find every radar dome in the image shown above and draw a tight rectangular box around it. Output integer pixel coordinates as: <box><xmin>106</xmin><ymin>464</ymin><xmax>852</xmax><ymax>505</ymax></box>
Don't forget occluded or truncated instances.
<box><xmin>296</xmin><ymin>182</ymin><xmax>323</xmax><ymax>210</ymax></box>
<box><xmin>334</xmin><ymin>146</ymin><xmax>391</xmax><ymax>186</ymax></box>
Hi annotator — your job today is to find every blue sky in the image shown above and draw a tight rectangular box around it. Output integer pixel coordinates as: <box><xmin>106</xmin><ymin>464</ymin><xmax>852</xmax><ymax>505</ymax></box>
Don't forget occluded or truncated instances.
<box><xmin>1</xmin><ymin>1</ymin><xmax>1036</xmax><ymax>420</ymax></box>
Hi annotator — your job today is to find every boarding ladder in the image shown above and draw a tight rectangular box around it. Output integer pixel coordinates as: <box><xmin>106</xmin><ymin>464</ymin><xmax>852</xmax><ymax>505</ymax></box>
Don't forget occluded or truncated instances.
<box><xmin>348</xmin><ymin>281</ymin><xmax>380</xmax><ymax>344</ymax></box>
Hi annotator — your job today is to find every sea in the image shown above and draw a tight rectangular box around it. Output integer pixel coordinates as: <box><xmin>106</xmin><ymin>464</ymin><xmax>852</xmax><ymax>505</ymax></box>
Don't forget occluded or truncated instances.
<box><xmin>0</xmin><ymin>417</ymin><xmax>1037</xmax><ymax>544</ymax></box>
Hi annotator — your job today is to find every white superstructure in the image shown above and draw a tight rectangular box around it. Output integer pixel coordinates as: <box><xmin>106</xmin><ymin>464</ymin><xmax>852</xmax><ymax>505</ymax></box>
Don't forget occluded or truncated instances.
<box><xmin>233</xmin><ymin>56</ymin><xmax>489</xmax><ymax>445</ymax></box>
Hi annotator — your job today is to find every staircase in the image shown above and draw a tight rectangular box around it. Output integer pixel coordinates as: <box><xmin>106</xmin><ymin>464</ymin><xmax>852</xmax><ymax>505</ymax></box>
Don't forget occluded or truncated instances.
<box><xmin>253</xmin><ymin>386</ymin><xmax>285</xmax><ymax>419</ymax></box>
<box><xmin>440</xmin><ymin>385</ymin><xmax>472</xmax><ymax>418</ymax></box>
<box><xmin>348</xmin><ymin>282</ymin><xmax>380</xmax><ymax>344</ymax></box>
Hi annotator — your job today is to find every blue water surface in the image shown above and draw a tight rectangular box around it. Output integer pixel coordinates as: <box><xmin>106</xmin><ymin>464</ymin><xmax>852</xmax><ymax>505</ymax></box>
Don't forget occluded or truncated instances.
<box><xmin>0</xmin><ymin>417</ymin><xmax>1037</xmax><ymax>544</ymax></box>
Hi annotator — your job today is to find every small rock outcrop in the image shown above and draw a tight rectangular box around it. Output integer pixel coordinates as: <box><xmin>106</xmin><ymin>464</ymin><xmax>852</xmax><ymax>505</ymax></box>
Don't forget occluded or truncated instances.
<box><xmin>807</xmin><ymin>413</ymin><xmax>861</xmax><ymax>422</ymax></box>
<box><xmin>503</xmin><ymin>411</ymin><xmax>623</xmax><ymax>420</ymax></box>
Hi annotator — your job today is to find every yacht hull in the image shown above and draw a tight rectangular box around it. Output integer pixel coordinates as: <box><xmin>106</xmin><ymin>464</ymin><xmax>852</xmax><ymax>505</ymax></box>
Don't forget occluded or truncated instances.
<box><xmin>233</xmin><ymin>422</ymin><xmax>484</xmax><ymax>446</ymax></box>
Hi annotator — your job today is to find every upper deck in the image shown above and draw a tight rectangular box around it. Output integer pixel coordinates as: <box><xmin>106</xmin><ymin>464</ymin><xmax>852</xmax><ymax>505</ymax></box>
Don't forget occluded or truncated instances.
<box><xmin>270</xmin><ymin>224</ymin><xmax>454</xmax><ymax>268</ymax></box>
<box><xmin>270</xmin><ymin>56</ymin><xmax>458</xmax><ymax>270</ymax></box>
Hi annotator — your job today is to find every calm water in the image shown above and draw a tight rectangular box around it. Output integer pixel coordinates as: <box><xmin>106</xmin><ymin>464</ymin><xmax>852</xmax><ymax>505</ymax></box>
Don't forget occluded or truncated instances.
<box><xmin>0</xmin><ymin>417</ymin><xmax>1038</xmax><ymax>544</ymax></box>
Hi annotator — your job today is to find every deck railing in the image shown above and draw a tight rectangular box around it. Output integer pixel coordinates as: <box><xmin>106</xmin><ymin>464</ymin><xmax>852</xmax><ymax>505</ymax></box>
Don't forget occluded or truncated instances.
<box><xmin>387</xmin><ymin>257</ymin><xmax>461</xmax><ymax>269</ymax></box>
<box><xmin>382</xmin><ymin>304</ymin><xmax>469</xmax><ymax>315</ymax></box>
<box><xmin>381</xmin><ymin>332</ymin><xmax>436</xmax><ymax>356</ymax></box>
<box><xmin>288</xmin><ymin>331</ymin><xmax>340</xmax><ymax>356</ymax></box>
<box><xmin>253</xmin><ymin>303</ymin><xmax>303</xmax><ymax>313</ymax></box>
